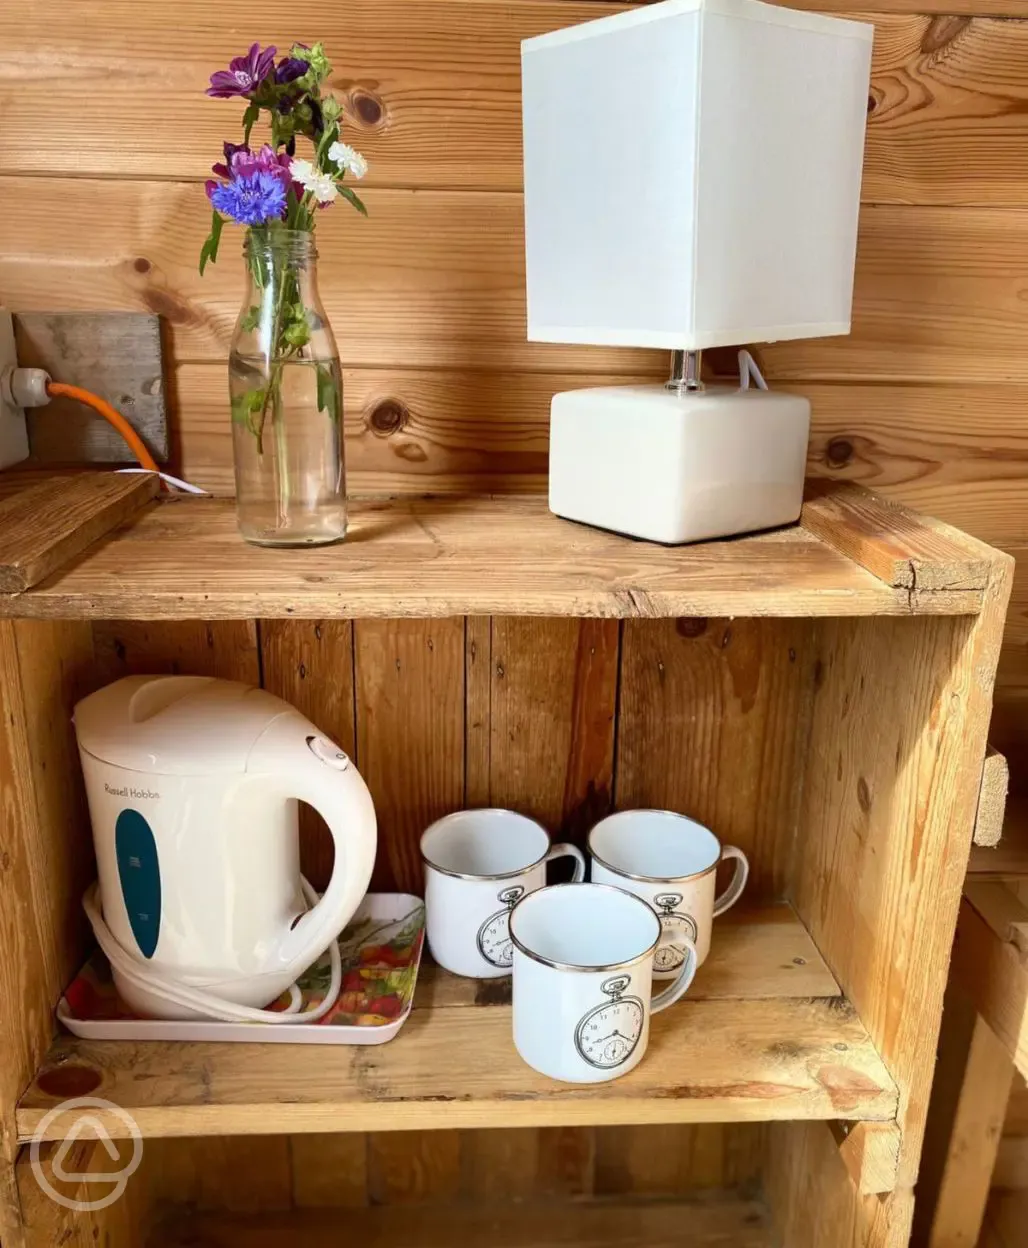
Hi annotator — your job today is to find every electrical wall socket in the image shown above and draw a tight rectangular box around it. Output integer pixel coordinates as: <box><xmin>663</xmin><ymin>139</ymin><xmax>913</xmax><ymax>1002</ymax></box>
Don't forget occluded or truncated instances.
<box><xmin>0</xmin><ymin>309</ymin><xmax>29</xmax><ymax>470</ymax></box>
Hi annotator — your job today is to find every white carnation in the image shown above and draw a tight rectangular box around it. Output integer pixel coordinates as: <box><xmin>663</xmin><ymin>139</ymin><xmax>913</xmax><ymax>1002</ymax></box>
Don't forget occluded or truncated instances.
<box><xmin>328</xmin><ymin>141</ymin><xmax>368</xmax><ymax>179</ymax></box>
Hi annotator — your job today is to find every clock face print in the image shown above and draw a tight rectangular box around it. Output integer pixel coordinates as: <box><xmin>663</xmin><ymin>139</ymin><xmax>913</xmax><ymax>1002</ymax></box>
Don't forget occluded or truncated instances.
<box><xmin>652</xmin><ymin>893</ymin><xmax>698</xmax><ymax>973</ymax></box>
<box><xmin>574</xmin><ymin>974</ymin><xmax>645</xmax><ymax>1070</ymax></box>
<box><xmin>476</xmin><ymin>885</ymin><xmax>525</xmax><ymax>968</ymax></box>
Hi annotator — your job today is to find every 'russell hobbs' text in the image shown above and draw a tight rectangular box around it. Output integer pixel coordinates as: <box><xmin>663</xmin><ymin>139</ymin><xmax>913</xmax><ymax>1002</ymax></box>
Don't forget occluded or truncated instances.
<box><xmin>104</xmin><ymin>783</ymin><xmax>160</xmax><ymax>800</ymax></box>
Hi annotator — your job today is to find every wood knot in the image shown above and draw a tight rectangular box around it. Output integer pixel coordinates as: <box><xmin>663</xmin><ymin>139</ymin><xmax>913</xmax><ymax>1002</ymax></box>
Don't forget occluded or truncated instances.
<box><xmin>867</xmin><ymin>93</ymin><xmax>878</xmax><ymax>117</ymax></box>
<box><xmin>920</xmin><ymin>15</ymin><xmax>971</xmax><ymax>56</ymax></box>
<box><xmin>857</xmin><ymin>776</ymin><xmax>873</xmax><ymax>814</ymax></box>
<box><xmin>826</xmin><ymin>438</ymin><xmax>853</xmax><ymax>469</ymax></box>
<box><xmin>134</xmin><ymin>257</ymin><xmax>152</xmax><ymax>274</ymax></box>
<box><xmin>675</xmin><ymin>618</ymin><xmax>708</xmax><ymax>638</ymax></box>
<box><xmin>35</xmin><ymin>1064</ymin><xmax>103</xmax><ymax>1099</ymax></box>
<box><xmin>369</xmin><ymin>399</ymin><xmax>409</xmax><ymax>436</ymax></box>
<box><xmin>352</xmin><ymin>88</ymin><xmax>385</xmax><ymax>127</ymax></box>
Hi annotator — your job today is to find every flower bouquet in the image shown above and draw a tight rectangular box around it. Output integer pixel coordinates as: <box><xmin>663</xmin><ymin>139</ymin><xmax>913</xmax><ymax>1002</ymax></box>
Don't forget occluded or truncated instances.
<box><xmin>200</xmin><ymin>41</ymin><xmax>367</xmax><ymax>546</ymax></box>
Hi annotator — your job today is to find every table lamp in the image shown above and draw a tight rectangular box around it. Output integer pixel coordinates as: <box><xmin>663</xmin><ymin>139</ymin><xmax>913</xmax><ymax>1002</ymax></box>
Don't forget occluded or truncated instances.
<box><xmin>521</xmin><ymin>0</ymin><xmax>873</xmax><ymax>544</ymax></box>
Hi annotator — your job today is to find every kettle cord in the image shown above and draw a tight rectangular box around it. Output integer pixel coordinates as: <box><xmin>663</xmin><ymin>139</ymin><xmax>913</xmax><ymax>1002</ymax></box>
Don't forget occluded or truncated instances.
<box><xmin>82</xmin><ymin>879</ymin><xmax>343</xmax><ymax>1025</ymax></box>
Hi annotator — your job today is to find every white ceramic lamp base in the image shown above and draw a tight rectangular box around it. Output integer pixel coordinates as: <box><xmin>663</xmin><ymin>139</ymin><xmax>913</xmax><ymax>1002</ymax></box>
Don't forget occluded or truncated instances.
<box><xmin>548</xmin><ymin>384</ymin><xmax>811</xmax><ymax>545</ymax></box>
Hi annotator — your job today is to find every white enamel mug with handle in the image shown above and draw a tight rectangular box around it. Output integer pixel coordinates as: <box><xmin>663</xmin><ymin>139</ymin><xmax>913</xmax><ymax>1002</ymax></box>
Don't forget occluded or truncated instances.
<box><xmin>588</xmin><ymin>810</ymin><xmax>749</xmax><ymax>977</ymax></box>
<box><xmin>421</xmin><ymin>809</ymin><xmax>586</xmax><ymax>979</ymax></box>
<box><xmin>510</xmin><ymin>883</ymin><xmax>697</xmax><ymax>1083</ymax></box>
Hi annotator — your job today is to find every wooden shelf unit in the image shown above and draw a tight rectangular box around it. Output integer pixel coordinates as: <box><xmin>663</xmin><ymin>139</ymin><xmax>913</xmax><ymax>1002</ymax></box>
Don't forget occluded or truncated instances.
<box><xmin>0</xmin><ymin>478</ymin><xmax>1013</xmax><ymax>1248</ymax></box>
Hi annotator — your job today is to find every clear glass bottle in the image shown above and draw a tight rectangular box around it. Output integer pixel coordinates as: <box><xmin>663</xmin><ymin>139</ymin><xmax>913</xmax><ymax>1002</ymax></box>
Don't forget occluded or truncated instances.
<box><xmin>229</xmin><ymin>229</ymin><xmax>346</xmax><ymax>546</ymax></box>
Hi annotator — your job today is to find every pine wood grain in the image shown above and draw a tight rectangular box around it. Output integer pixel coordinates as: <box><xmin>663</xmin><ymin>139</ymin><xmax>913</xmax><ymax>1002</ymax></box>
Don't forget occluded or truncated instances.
<box><xmin>260</xmin><ymin>621</ymin><xmax>356</xmax><ymax>891</ymax></box>
<box><xmin>926</xmin><ymin>1011</ymin><xmax>1015</xmax><ymax>1246</ymax></box>
<box><xmin>152</xmin><ymin>1197</ymin><xmax>776</xmax><ymax>1248</ymax></box>
<box><xmin>17</xmin><ymin>992</ymin><xmax>898</xmax><ymax>1140</ymax></box>
<box><xmin>802</xmin><ymin>480</ymin><xmax>992</xmax><ymax>592</ymax></box>
<box><xmin>0</xmin><ymin>495</ymin><xmax>986</xmax><ymax>622</ymax></box>
<box><xmin>0</xmin><ymin>620</ymin><xmax>96</xmax><ymax>1244</ymax></box>
<box><xmin>615</xmin><ymin>617</ymin><xmax>816</xmax><ymax>900</ymax></box>
<box><xmin>171</xmin><ymin>368</ymin><xmax>1028</xmax><ymax>553</ymax></box>
<box><xmin>462</xmin><ymin>616</ymin><xmax>618</xmax><ymax>1199</ymax></box>
<box><xmin>8</xmin><ymin>8</ymin><xmax>1028</xmax><ymax>206</ymax></box>
<box><xmin>354</xmin><ymin>618</ymin><xmax>464</xmax><ymax>893</ymax></box>
<box><xmin>789</xmin><ymin>538</ymin><xmax>1012</xmax><ymax>1247</ymax></box>
<box><xmin>953</xmin><ymin>888</ymin><xmax>1028</xmax><ymax>1081</ymax></box>
<box><xmin>0</xmin><ymin>472</ymin><xmax>157</xmax><ymax>592</ymax></box>
<box><xmin>975</xmin><ymin>747</ymin><xmax>1010</xmax><ymax>848</ymax></box>
<box><xmin>90</xmin><ymin>618</ymin><xmax>260</xmax><ymax>684</ymax></box>
<box><xmin>289</xmin><ymin>1134</ymin><xmax>368</xmax><ymax>1209</ymax></box>
<box><xmin>831</xmin><ymin>1121</ymin><xmax>902</xmax><ymax>1196</ymax></box>
<box><xmin>0</xmin><ymin>180</ymin><xmax>655</xmax><ymax>376</ymax></box>
<box><xmin>8</xmin><ymin>185</ymin><xmax>1028</xmax><ymax>385</ymax></box>
<box><xmin>970</xmin><ymin>797</ymin><xmax>1028</xmax><ymax>877</ymax></box>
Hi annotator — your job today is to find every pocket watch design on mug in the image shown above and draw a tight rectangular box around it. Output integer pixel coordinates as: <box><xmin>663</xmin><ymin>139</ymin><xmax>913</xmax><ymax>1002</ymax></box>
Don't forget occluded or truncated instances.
<box><xmin>476</xmin><ymin>885</ymin><xmax>525</xmax><ymax>968</ymax></box>
<box><xmin>652</xmin><ymin>892</ymin><xmax>699</xmax><ymax>973</ymax></box>
<box><xmin>574</xmin><ymin>974</ymin><xmax>645</xmax><ymax>1070</ymax></box>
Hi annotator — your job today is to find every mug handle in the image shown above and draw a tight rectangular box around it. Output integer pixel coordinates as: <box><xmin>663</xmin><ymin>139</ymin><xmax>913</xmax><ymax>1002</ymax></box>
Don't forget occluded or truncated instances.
<box><xmin>713</xmin><ymin>845</ymin><xmax>749</xmax><ymax>918</ymax></box>
<box><xmin>651</xmin><ymin>937</ymin><xmax>697</xmax><ymax>1013</ymax></box>
<box><xmin>545</xmin><ymin>842</ymin><xmax>586</xmax><ymax>882</ymax></box>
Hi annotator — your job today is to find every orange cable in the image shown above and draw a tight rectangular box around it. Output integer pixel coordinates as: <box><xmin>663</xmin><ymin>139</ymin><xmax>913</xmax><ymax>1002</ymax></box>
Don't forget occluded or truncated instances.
<box><xmin>45</xmin><ymin>381</ymin><xmax>161</xmax><ymax>475</ymax></box>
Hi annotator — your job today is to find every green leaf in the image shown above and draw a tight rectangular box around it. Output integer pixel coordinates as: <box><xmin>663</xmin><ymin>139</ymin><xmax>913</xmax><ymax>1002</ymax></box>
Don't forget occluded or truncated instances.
<box><xmin>241</xmin><ymin>100</ymin><xmax>260</xmax><ymax>147</ymax></box>
<box><xmin>198</xmin><ymin>209</ymin><xmax>224</xmax><ymax>276</ymax></box>
<box><xmin>231</xmin><ymin>386</ymin><xmax>265</xmax><ymax>427</ymax></box>
<box><xmin>239</xmin><ymin>304</ymin><xmax>261</xmax><ymax>333</ymax></box>
<box><xmin>337</xmin><ymin>185</ymin><xmax>368</xmax><ymax>217</ymax></box>
<box><xmin>283</xmin><ymin>319</ymin><xmax>311</xmax><ymax>348</ymax></box>
<box><xmin>322</xmin><ymin>95</ymin><xmax>342</xmax><ymax>124</ymax></box>
<box><xmin>316</xmin><ymin>365</ymin><xmax>340</xmax><ymax>420</ymax></box>
<box><xmin>316</xmin><ymin>121</ymin><xmax>338</xmax><ymax>169</ymax></box>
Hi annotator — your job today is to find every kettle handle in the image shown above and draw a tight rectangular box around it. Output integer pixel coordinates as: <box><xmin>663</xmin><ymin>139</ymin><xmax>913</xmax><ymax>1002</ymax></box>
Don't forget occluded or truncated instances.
<box><xmin>247</xmin><ymin>715</ymin><xmax>377</xmax><ymax>977</ymax></box>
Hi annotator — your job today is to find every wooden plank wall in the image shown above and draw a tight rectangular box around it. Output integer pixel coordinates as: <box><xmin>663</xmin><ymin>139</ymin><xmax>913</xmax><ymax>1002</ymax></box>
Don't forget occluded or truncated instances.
<box><xmin>0</xmin><ymin>0</ymin><xmax>1026</xmax><ymax>772</ymax></box>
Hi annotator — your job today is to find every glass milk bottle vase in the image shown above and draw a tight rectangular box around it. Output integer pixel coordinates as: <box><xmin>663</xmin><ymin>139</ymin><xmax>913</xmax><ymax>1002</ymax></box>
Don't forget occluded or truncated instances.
<box><xmin>229</xmin><ymin>229</ymin><xmax>346</xmax><ymax>545</ymax></box>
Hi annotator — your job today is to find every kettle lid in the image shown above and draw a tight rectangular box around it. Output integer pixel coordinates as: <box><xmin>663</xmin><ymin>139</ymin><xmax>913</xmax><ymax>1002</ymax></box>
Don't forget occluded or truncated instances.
<box><xmin>74</xmin><ymin>676</ymin><xmax>294</xmax><ymax>776</ymax></box>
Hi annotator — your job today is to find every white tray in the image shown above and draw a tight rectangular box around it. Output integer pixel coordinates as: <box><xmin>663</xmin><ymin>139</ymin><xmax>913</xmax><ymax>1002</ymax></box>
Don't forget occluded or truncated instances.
<box><xmin>57</xmin><ymin>893</ymin><xmax>425</xmax><ymax>1045</ymax></box>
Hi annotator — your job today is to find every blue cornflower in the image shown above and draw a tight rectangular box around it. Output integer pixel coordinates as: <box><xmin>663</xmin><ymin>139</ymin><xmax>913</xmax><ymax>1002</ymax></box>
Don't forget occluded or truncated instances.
<box><xmin>210</xmin><ymin>171</ymin><xmax>287</xmax><ymax>226</ymax></box>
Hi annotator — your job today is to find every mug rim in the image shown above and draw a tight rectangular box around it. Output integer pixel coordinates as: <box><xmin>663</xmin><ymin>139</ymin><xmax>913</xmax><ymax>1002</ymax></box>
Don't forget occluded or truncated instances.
<box><xmin>587</xmin><ymin>808</ymin><xmax>723</xmax><ymax>884</ymax></box>
<box><xmin>509</xmin><ymin>882</ymin><xmax>660</xmax><ymax>973</ymax></box>
<box><xmin>420</xmin><ymin>807</ymin><xmax>551</xmax><ymax>882</ymax></box>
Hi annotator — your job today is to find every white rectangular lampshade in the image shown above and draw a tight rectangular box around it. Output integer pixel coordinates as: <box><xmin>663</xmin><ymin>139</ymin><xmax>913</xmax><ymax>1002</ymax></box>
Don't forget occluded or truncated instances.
<box><xmin>521</xmin><ymin>0</ymin><xmax>873</xmax><ymax>350</ymax></box>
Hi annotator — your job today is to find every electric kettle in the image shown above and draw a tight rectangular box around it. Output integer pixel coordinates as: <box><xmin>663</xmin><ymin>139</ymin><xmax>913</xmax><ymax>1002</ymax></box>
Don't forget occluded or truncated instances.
<box><xmin>74</xmin><ymin>675</ymin><xmax>377</xmax><ymax>1023</ymax></box>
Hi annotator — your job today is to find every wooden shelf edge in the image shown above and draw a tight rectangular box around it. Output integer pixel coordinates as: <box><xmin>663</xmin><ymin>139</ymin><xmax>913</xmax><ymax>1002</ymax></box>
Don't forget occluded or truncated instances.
<box><xmin>970</xmin><ymin>796</ymin><xmax>1028</xmax><ymax>877</ymax></box>
<box><xmin>801</xmin><ymin>480</ymin><xmax>998</xmax><ymax>594</ymax></box>
<box><xmin>828</xmin><ymin>1119</ymin><xmax>902</xmax><ymax>1195</ymax></box>
<box><xmin>149</xmin><ymin>1198</ymin><xmax>776</xmax><ymax>1248</ymax></box>
<box><xmin>16</xmin><ymin>904</ymin><xmax>899</xmax><ymax>1142</ymax></box>
<box><xmin>952</xmin><ymin>887</ymin><xmax>1028</xmax><ymax>1082</ymax></box>
<box><xmin>0</xmin><ymin>483</ymin><xmax>998</xmax><ymax>621</ymax></box>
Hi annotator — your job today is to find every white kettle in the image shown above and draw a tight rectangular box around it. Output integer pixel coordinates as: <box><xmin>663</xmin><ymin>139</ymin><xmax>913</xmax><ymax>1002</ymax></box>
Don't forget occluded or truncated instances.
<box><xmin>74</xmin><ymin>675</ymin><xmax>377</xmax><ymax>1023</ymax></box>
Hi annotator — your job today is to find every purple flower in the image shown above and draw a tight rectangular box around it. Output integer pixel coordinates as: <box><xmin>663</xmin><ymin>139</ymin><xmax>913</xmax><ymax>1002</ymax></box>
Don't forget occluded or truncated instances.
<box><xmin>275</xmin><ymin>56</ymin><xmax>309</xmax><ymax>85</ymax></box>
<box><xmin>209</xmin><ymin>171</ymin><xmax>287</xmax><ymax>225</ymax></box>
<box><xmin>207</xmin><ymin>43</ymin><xmax>277</xmax><ymax>99</ymax></box>
<box><xmin>211</xmin><ymin>140</ymin><xmax>249</xmax><ymax>178</ymax></box>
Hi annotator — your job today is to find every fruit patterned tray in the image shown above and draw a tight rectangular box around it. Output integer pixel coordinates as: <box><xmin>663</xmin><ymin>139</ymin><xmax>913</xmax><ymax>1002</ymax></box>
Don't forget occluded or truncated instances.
<box><xmin>57</xmin><ymin>894</ymin><xmax>425</xmax><ymax>1045</ymax></box>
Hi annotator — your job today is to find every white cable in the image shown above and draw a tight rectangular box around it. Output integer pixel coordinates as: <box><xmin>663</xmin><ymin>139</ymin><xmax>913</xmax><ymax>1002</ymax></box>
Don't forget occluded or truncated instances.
<box><xmin>115</xmin><ymin>467</ymin><xmax>209</xmax><ymax>495</ymax></box>
<box><xmin>737</xmin><ymin>349</ymin><xmax>769</xmax><ymax>392</ymax></box>
<box><xmin>83</xmin><ymin>878</ymin><xmax>342</xmax><ymax>1025</ymax></box>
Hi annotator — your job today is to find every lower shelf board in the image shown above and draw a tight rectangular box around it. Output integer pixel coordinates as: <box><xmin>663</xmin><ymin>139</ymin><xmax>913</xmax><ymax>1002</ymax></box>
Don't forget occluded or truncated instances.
<box><xmin>18</xmin><ymin>904</ymin><xmax>898</xmax><ymax>1141</ymax></box>
<box><xmin>152</xmin><ymin>1199</ymin><xmax>775</xmax><ymax>1248</ymax></box>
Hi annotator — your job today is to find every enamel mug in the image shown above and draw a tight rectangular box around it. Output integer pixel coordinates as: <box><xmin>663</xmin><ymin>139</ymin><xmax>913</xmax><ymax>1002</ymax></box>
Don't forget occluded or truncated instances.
<box><xmin>509</xmin><ymin>883</ymin><xmax>697</xmax><ymax>1083</ymax></box>
<box><xmin>421</xmin><ymin>810</ymin><xmax>586</xmax><ymax>979</ymax></box>
<box><xmin>588</xmin><ymin>810</ymin><xmax>749</xmax><ymax>977</ymax></box>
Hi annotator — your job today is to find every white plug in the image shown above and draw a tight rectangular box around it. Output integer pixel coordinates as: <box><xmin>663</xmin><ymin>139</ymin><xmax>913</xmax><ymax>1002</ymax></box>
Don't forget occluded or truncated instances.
<box><xmin>0</xmin><ymin>310</ymin><xmax>33</xmax><ymax>470</ymax></box>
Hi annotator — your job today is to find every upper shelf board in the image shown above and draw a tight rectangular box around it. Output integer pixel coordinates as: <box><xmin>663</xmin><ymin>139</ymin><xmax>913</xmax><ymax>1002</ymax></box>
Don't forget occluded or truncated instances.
<box><xmin>0</xmin><ymin>478</ymin><xmax>998</xmax><ymax>621</ymax></box>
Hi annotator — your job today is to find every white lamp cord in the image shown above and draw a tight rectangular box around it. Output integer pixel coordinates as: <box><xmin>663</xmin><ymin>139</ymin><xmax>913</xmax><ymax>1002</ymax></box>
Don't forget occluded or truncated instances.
<box><xmin>82</xmin><ymin>878</ymin><xmax>342</xmax><ymax>1025</ymax></box>
<box><xmin>737</xmin><ymin>349</ymin><xmax>769</xmax><ymax>391</ymax></box>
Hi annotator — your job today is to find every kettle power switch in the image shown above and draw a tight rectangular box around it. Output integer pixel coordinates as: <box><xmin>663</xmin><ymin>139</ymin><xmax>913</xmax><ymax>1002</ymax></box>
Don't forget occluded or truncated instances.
<box><xmin>306</xmin><ymin>734</ymin><xmax>351</xmax><ymax>771</ymax></box>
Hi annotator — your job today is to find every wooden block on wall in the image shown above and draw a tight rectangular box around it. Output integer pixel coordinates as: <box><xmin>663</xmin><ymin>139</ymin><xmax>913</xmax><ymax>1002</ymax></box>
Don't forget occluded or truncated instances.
<box><xmin>14</xmin><ymin>312</ymin><xmax>168</xmax><ymax>463</ymax></box>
